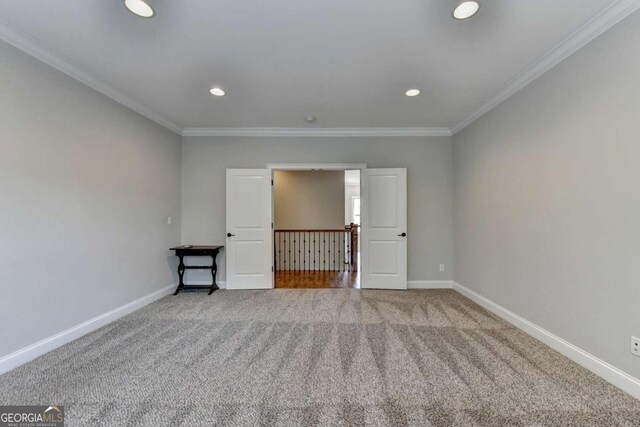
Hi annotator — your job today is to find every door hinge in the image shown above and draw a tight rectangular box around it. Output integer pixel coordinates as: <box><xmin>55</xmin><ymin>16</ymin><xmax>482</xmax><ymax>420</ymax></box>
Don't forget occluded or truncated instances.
<box><xmin>271</xmin><ymin>222</ymin><xmax>273</xmax><ymax>229</ymax></box>
<box><xmin>271</xmin><ymin>179</ymin><xmax>274</xmax><ymax>185</ymax></box>
<box><xmin>272</xmin><ymin>266</ymin><xmax>274</xmax><ymax>272</ymax></box>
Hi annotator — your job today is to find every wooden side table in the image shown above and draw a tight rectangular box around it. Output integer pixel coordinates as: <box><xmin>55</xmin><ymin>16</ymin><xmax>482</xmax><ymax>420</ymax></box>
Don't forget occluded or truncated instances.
<box><xmin>170</xmin><ymin>246</ymin><xmax>223</xmax><ymax>295</ymax></box>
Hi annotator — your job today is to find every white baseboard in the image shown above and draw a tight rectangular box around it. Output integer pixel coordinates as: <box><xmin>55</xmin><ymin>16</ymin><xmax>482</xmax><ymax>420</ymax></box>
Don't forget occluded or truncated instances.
<box><xmin>0</xmin><ymin>284</ymin><xmax>175</xmax><ymax>375</ymax></box>
<box><xmin>408</xmin><ymin>280</ymin><xmax>453</xmax><ymax>289</ymax></box>
<box><xmin>180</xmin><ymin>280</ymin><xmax>226</xmax><ymax>289</ymax></box>
<box><xmin>452</xmin><ymin>281</ymin><xmax>640</xmax><ymax>400</ymax></box>
<box><xmin>209</xmin><ymin>280</ymin><xmax>449</xmax><ymax>290</ymax></box>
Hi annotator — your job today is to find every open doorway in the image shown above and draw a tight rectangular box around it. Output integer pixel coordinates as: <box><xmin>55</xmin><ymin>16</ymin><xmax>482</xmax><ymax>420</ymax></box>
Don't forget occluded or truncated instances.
<box><xmin>273</xmin><ymin>169</ymin><xmax>360</xmax><ymax>288</ymax></box>
<box><xmin>225</xmin><ymin>165</ymin><xmax>406</xmax><ymax>290</ymax></box>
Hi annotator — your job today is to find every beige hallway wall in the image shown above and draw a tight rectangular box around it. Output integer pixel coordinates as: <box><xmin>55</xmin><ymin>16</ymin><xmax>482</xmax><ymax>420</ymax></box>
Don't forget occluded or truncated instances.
<box><xmin>274</xmin><ymin>170</ymin><xmax>345</xmax><ymax>229</ymax></box>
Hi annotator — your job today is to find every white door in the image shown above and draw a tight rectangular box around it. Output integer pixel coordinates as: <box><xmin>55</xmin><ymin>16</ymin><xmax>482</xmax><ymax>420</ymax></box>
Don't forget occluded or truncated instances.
<box><xmin>361</xmin><ymin>168</ymin><xmax>407</xmax><ymax>290</ymax></box>
<box><xmin>226</xmin><ymin>169</ymin><xmax>273</xmax><ymax>290</ymax></box>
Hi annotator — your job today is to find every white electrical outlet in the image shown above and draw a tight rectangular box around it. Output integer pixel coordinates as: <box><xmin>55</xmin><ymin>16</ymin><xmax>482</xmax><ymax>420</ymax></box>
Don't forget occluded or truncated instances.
<box><xmin>167</xmin><ymin>216</ymin><xmax>173</xmax><ymax>226</ymax></box>
<box><xmin>632</xmin><ymin>336</ymin><xmax>640</xmax><ymax>358</ymax></box>
<box><xmin>439</xmin><ymin>264</ymin><xmax>445</xmax><ymax>272</ymax></box>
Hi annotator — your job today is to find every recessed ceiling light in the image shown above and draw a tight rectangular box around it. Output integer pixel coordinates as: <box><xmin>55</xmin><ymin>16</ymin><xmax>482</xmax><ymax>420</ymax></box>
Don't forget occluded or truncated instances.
<box><xmin>452</xmin><ymin>1</ymin><xmax>480</xmax><ymax>20</ymax></box>
<box><xmin>305</xmin><ymin>117</ymin><xmax>317</xmax><ymax>123</ymax></box>
<box><xmin>123</xmin><ymin>0</ymin><xmax>155</xmax><ymax>18</ymax></box>
<box><xmin>209</xmin><ymin>87</ymin><xmax>226</xmax><ymax>97</ymax></box>
<box><xmin>405</xmin><ymin>89</ymin><xmax>421</xmax><ymax>97</ymax></box>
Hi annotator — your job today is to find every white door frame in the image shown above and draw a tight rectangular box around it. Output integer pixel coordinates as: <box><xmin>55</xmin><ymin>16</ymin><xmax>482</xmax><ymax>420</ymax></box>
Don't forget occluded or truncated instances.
<box><xmin>268</xmin><ymin>163</ymin><xmax>366</xmax><ymax>287</ymax></box>
<box><xmin>267</xmin><ymin>163</ymin><xmax>367</xmax><ymax>171</ymax></box>
<box><xmin>350</xmin><ymin>194</ymin><xmax>361</xmax><ymax>225</ymax></box>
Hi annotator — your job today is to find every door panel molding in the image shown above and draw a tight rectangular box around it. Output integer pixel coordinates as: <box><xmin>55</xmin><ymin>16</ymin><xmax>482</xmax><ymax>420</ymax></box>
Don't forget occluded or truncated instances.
<box><xmin>361</xmin><ymin>168</ymin><xmax>407</xmax><ymax>290</ymax></box>
<box><xmin>226</xmin><ymin>169</ymin><xmax>273</xmax><ymax>290</ymax></box>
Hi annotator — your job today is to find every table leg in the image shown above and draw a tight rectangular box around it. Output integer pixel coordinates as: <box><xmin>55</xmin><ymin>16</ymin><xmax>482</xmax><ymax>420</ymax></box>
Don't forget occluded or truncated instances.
<box><xmin>174</xmin><ymin>255</ymin><xmax>185</xmax><ymax>296</ymax></box>
<box><xmin>208</xmin><ymin>251</ymin><xmax>220</xmax><ymax>295</ymax></box>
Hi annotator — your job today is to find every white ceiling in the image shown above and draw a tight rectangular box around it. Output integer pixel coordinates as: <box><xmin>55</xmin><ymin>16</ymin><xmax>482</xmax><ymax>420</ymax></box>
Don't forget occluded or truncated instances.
<box><xmin>0</xmin><ymin>0</ymin><xmax>630</xmax><ymax>133</ymax></box>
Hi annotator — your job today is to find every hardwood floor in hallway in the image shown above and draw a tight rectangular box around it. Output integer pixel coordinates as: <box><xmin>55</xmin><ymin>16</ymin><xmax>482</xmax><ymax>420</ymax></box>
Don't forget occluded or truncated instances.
<box><xmin>274</xmin><ymin>270</ymin><xmax>360</xmax><ymax>289</ymax></box>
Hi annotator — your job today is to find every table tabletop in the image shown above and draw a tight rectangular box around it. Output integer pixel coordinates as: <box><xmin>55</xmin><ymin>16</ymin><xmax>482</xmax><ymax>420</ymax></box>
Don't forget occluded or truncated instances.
<box><xmin>170</xmin><ymin>245</ymin><xmax>223</xmax><ymax>251</ymax></box>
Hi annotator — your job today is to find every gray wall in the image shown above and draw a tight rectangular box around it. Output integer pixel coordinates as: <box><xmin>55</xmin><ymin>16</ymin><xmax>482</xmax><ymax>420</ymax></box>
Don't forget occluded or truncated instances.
<box><xmin>274</xmin><ymin>170</ymin><xmax>345</xmax><ymax>229</ymax></box>
<box><xmin>453</xmin><ymin>11</ymin><xmax>640</xmax><ymax>379</ymax></box>
<box><xmin>181</xmin><ymin>136</ymin><xmax>453</xmax><ymax>283</ymax></box>
<box><xmin>0</xmin><ymin>41</ymin><xmax>182</xmax><ymax>358</ymax></box>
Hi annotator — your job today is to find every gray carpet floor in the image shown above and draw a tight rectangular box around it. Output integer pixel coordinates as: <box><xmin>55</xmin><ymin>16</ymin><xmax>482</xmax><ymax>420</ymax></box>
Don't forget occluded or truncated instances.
<box><xmin>1</xmin><ymin>289</ymin><xmax>639</xmax><ymax>426</ymax></box>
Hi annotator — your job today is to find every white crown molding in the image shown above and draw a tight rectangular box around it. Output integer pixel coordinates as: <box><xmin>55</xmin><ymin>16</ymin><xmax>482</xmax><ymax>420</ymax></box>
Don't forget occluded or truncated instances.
<box><xmin>451</xmin><ymin>0</ymin><xmax>640</xmax><ymax>135</ymax></box>
<box><xmin>5</xmin><ymin>0</ymin><xmax>637</xmax><ymax>138</ymax></box>
<box><xmin>182</xmin><ymin>127</ymin><xmax>453</xmax><ymax>138</ymax></box>
<box><xmin>0</xmin><ymin>20</ymin><xmax>182</xmax><ymax>135</ymax></box>
<box><xmin>452</xmin><ymin>281</ymin><xmax>640</xmax><ymax>399</ymax></box>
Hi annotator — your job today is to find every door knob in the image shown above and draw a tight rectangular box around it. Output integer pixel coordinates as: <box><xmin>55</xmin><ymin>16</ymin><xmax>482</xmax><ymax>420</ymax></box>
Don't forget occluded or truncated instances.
<box><xmin>227</xmin><ymin>233</ymin><xmax>235</xmax><ymax>237</ymax></box>
<box><xmin>398</xmin><ymin>232</ymin><xmax>407</xmax><ymax>237</ymax></box>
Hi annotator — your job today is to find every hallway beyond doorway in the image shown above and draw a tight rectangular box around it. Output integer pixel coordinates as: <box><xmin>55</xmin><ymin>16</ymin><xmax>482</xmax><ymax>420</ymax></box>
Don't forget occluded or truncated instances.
<box><xmin>273</xmin><ymin>168</ymin><xmax>361</xmax><ymax>289</ymax></box>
